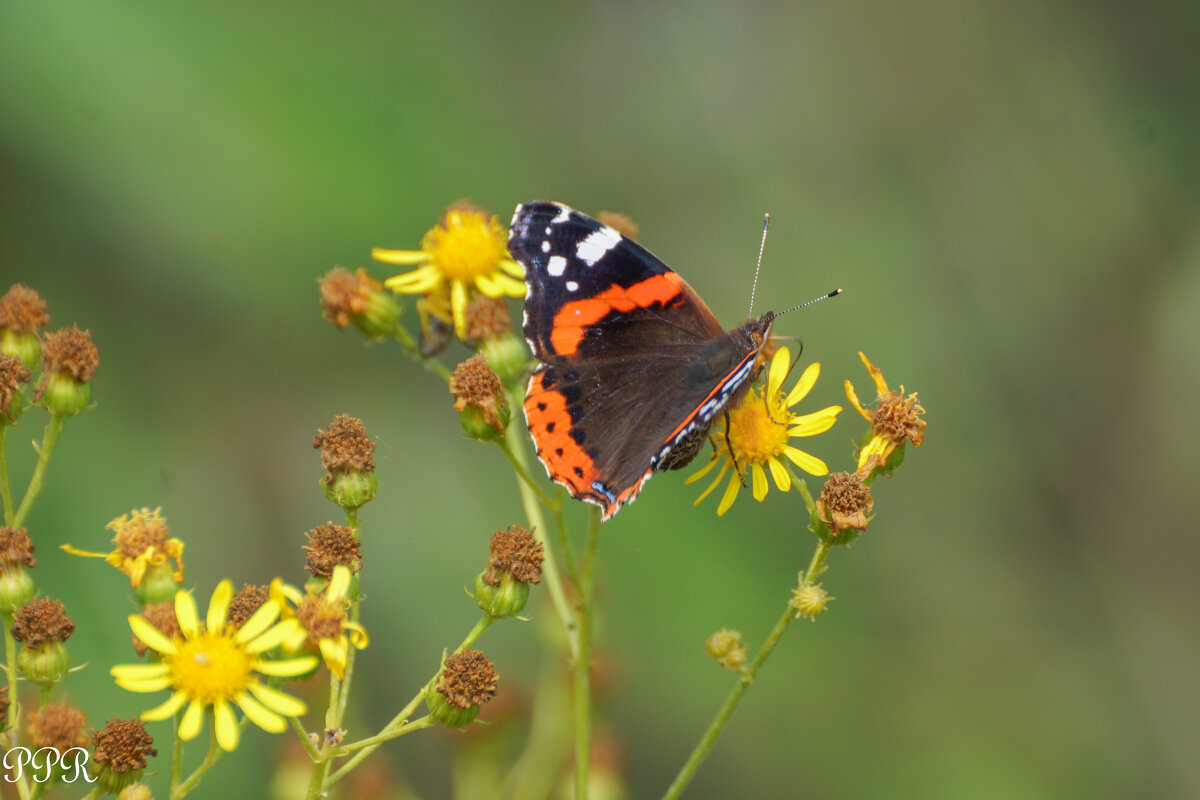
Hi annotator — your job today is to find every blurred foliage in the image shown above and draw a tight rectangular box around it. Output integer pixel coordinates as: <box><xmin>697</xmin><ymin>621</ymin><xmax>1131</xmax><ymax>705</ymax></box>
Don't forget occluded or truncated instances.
<box><xmin>1</xmin><ymin>1</ymin><xmax>1197</xmax><ymax>798</ymax></box>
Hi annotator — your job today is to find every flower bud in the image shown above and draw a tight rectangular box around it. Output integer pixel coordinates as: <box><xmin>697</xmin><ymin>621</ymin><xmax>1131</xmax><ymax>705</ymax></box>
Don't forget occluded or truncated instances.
<box><xmin>0</xmin><ymin>284</ymin><xmax>49</xmax><ymax>371</ymax></box>
<box><xmin>790</xmin><ymin>584</ymin><xmax>831</xmax><ymax>620</ymax></box>
<box><xmin>318</xmin><ymin>267</ymin><xmax>402</xmax><ymax>340</ymax></box>
<box><xmin>705</xmin><ymin>628</ymin><xmax>746</xmax><ymax>671</ymax></box>
<box><xmin>34</xmin><ymin>326</ymin><xmax>99</xmax><ymax>416</ymax></box>
<box><xmin>0</xmin><ymin>354</ymin><xmax>30</xmax><ymax>425</ymax></box>
<box><xmin>313</xmin><ymin>415</ymin><xmax>378</xmax><ymax>510</ymax></box>
<box><xmin>474</xmin><ymin>571</ymin><xmax>530</xmax><ymax>619</ymax></box>
<box><xmin>12</xmin><ymin>597</ymin><xmax>75</xmax><ymax>687</ymax></box>
<box><xmin>449</xmin><ymin>355</ymin><xmax>509</xmax><ymax>442</ymax></box>
<box><xmin>0</xmin><ymin>526</ymin><xmax>36</xmax><ymax>613</ymax></box>
<box><xmin>91</xmin><ymin>718</ymin><xmax>157</xmax><ymax>794</ymax></box>
<box><xmin>479</xmin><ymin>332</ymin><xmax>530</xmax><ymax>387</ymax></box>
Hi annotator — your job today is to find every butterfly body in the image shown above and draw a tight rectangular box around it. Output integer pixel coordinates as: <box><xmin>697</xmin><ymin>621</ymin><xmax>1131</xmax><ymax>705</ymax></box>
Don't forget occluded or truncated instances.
<box><xmin>509</xmin><ymin>201</ymin><xmax>773</xmax><ymax>521</ymax></box>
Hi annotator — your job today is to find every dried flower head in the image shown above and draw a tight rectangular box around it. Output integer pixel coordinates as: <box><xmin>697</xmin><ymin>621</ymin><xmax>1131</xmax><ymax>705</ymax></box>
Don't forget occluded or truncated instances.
<box><xmin>39</xmin><ymin>325</ymin><xmax>99</xmax><ymax>383</ymax></box>
<box><xmin>27</xmin><ymin>701</ymin><xmax>89</xmax><ymax>752</ymax></box>
<box><xmin>318</xmin><ymin>267</ymin><xmax>401</xmax><ymax>338</ymax></box>
<box><xmin>437</xmin><ymin>649</ymin><xmax>498</xmax><ymax>710</ymax></box>
<box><xmin>817</xmin><ymin>468</ymin><xmax>875</xmax><ymax>535</ymax></box>
<box><xmin>0</xmin><ymin>686</ymin><xmax>9</xmax><ymax>731</ymax></box>
<box><xmin>92</xmin><ymin>717</ymin><xmax>157</xmax><ymax>790</ymax></box>
<box><xmin>0</xmin><ymin>526</ymin><xmax>36</xmax><ymax>570</ymax></box>
<box><xmin>313</xmin><ymin>414</ymin><xmax>377</xmax><ymax>480</ymax></box>
<box><xmin>462</xmin><ymin>294</ymin><xmax>511</xmax><ymax>342</ymax></box>
<box><xmin>0</xmin><ymin>284</ymin><xmax>49</xmax><ymax>334</ymax></box>
<box><xmin>482</xmin><ymin>526</ymin><xmax>543</xmax><ymax>586</ymax></box>
<box><xmin>227</xmin><ymin>584</ymin><xmax>270</xmax><ymax>629</ymax></box>
<box><xmin>132</xmin><ymin>601</ymin><xmax>181</xmax><ymax>657</ymax></box>
<box><xmin>303</xmin><ymin>523</ymin><xmax>362</xmax><ymax>579</ymax></box>
<box><xmin>595</xmin><ymin>210</ymin><xmax>639</xmax><ymax>241</ymax></box>
<box><xmin>63</xmin><ymin>508</ymin><xmax>185</xmax><ymax>601</ymax></box>
<box><xmin>0</xmin><ymin>354</ymin><xmax>30</xmax><ymax>421</ymax></box>
<box><xmin>12</xmin><ymin>597</ymin><xmax>75</xmax><ymax>647</ymax></box>
<box><xmin>845</xmin><ymin>351</ymin><xmax>926</xmax><ymax>471</ymax></box>
<box><xmin>450</xmin><ymin>354</ymin><xmax>507</xmax><ymax>434</ymax></box>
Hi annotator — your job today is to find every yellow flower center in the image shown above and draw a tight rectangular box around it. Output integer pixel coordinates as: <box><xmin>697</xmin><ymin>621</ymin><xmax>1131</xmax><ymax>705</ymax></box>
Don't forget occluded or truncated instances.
<box><xmin>165</xmin><ymin>632</ymin><xmax>254</xmax><ymax>704</ymax></box>
<box><xmin>726</xmin><ymin>390</ymin><xmax>790</xmax><ymax>463</ymax></box>
<box><xmin>423</xmin><ymin>211</ymin><xmax>507</xmax><ymax>282</ymax></box>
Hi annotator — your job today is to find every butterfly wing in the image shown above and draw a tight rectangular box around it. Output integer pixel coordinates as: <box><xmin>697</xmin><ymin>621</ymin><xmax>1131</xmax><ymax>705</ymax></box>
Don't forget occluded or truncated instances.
<box><xmin>509</xmin><ymin>201</ymin><xmax>763</xmax><ymax>520</ymax></box>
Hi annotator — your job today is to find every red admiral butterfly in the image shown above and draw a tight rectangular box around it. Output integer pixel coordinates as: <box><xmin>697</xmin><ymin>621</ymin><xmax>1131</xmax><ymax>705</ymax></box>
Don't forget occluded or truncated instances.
<box><xmin>509</xmin><ymin>201</ymin><xmax>778</xmax><ymax>521</ymax></box>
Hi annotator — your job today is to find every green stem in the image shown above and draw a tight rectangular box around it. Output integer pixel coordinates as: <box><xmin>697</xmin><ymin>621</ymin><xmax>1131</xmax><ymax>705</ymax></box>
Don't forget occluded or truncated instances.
<box><xmin>661</xmin><ymin>537</ymin><xmax>833</xmax><ymax>800</ymax></box>
<box><xmin>12</xmin><ymin>414</ymin><xmax>64</xmax><ymax>528</ymax></box>
<box><xmin>78</xmin><ymin>788</ymin><xmax>103</xmax><ymax>800</ymax></box>
<box><xmin>1</xmin><ymin>426</ymin><xmax>13</xmax><ymax>525</ymax></box>
<box><xmin>317</xmin><ymin>615</ymin><xmax>496</xmax><ymax>795</ymax></box>
<box><xmin>572</xmin><ymin>506</ymin><xmax>601</xmax><ymax>800</ymax></box>
<box><xmin>172</xmin><ymin>715</ymin><xmax>223</xmax><ymax>799</ymax></box>
<box><xmin>169</xmin><ymin>707</ymin><xmax>184</xmax><ymax>796</ymax></box>
<box><xmin>37</xmin><ymin>683</ymin><xmax>51</xmax><ymax>707</ymax></box>
<box><xmin>393</xmin><ymin>325</ymin><xmax>452</xmax><ymax>382</ymax></box>
<box><xmin>330</xmin><ymin>714</ymin><xmax>435</xmax><ymax>756</ymax></box>
<box><xmin>2</xmin><ymin>613</ymin><xmax>30</xmax><ymax>800</ymax></box>
<box><xmin>290</xmin><ymin>715</ymin><xmax>321</xmax><ymax>760</ymax></box>
<box><xmin>502</xmin><ymin>399</ymin><xmax>578</xmax><ymax>659</ymax></box>
<box><xmin>345</xmin><ymin>505</ymin><xmax>360</xmax><ymax>533</ymax></box>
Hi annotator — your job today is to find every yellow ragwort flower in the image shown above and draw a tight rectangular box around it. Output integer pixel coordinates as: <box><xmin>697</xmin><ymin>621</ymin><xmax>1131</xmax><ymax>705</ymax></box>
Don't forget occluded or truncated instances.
<box><xmin>375</xmin><ymin>204</ymin><xmax>524</xmax><ymax>339</ymax></box>
<box><xmin>110</xmin><ymin>580</ymin><xmax>317</xmax><ymax>752</ymax></box>
<box><xmin>687</xmin><ymin>347</ymin><xmax>842</xmax><ymax>516</ymax></box>
<box><xmin>844</xmin><ymin>351</ymin><xmax>926</xmax><ymax>470</ymax></box>
<box><xmin>61</xmin><ymin>508</ymin><xmax>184</xmax><ymax>588</ymax></box>
<box><xmin>270</xmin><ymin>565</ymin><xmax>368</xmax><ymax>679</ymax></box>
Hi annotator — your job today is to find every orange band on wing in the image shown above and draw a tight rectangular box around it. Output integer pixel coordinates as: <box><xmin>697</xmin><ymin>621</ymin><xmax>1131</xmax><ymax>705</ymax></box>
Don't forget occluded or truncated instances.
<box><xmin>549</xmin><ymin>274</ymin><xmax>685</xmax><ymax>356</ymax></box>
<box><xmin>525</xmin><ymin>371</ymin><xmax>600</xmax><ymax>497</ymax></box>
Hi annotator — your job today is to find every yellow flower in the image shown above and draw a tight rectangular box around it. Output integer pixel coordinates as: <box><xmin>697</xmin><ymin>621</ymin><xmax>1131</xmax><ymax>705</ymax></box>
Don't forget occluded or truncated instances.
<box><xmin>687</xmin><ymin>347</ymin><xmax>842</xmax><ymax>516</ymax></box>
<box><xmin>375</xmin><ymin>204</ymin><xmax>524</xmax><ymax>339</ymax></box>
<box><xmin>110</xmin><ymin>580</ymin><xmax>317</xmax><ymax>752</ymax></box>
<box><xmin>61</xmin><ymin>507</ymin><xmax>184</xmax><ymax>588</ymax></box>
<box><xmin>270</xmin><ymin>565</ymin><xmax>368</xmax><ymax>679</ymax></box>
<box><xmin>844</xmin><ymin>351</ymin><xmax>926</xmax><ymax>470</ymax></box>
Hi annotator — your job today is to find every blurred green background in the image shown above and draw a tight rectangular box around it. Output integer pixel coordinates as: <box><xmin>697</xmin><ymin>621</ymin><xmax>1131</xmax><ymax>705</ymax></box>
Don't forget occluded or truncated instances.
<box><xmin>2</xmin><ymin>1</ymin><xmax>1197</xmax><ymax>798</ymax></box>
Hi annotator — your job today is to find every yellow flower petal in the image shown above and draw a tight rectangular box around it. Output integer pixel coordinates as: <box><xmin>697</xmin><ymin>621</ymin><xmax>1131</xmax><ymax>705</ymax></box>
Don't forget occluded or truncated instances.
<box><xmin>271</xmin><ymin>578</ymin><xmax>303</xmax><ymax>606</ymax></box>
<box><xmin>246</xmin><ymin>617</ymin><xmax>301</xmax><ymax>654</ymax></box>
<box><xmin>128</xmin><ymin>615</ymin><xmax>178</xmax><ymax>656</ymax></box>
<box><xmin>685</xmin><ymin>455</ymin><xmax>721</xmax><ymax>485</ymax></box>
<box><xmin>383</xmin><ymin>264</ymin><xmax>441</xmax><ymax>293</ymax></box>
<box><xmin>498</xmin><ymin>258</ymin><xmax>525</xmax><ymax>279</ymax></box>
<box><xmin>858</xmin><ymin>435</ymin><xmax>893</xmax><ymax>470</ymax></box>
<box><xmin>179</xmin><ymin>699</ymin><xmax>205</xmax><ymax>741</ymax></box>
<box><xmin>844</xmin><ymin>378</ymin><xmax>872</xmax><ymax>421</ymax></box>
<box><xmin>234</xmin><ymin>599</ymin><xmax>281</xmax><ymax>645</ymax></box>
<box><xmin>255</xmin><ymin>655</ymin><xmax>319</xmax><ymax>678</ymax></box>
<box><xmin>246</xmin><ymin>682</ymin><xmax>308</xmax><ymax>717</ymax></box>
<box><xmin>859</xmin><ymin>351</ymin><xmax>889</xmax><ymax>395</ymax></box>
<box><xmin>59</xmin><ymin>544</ymin><xmax>109</xmax><ymax>558</ymax></box>
<box><xmin>786</xmin><ymin>362</ymin><xmax>821</xmax><ymax>407</ymax></box>
<box><xmin>213</xmin><ymin>699</ymin><xmax>240</xmax><ymax>751</ymax></box>
<box><xmin>450</xmin><ymin>279</ymin><xmax>469</xmax><ymax>338</ymax></box>
<box><xmin>327</xmin><ymin>566</ymin><xmax>351</xmax><ymax>603</ymax></box>
<box><xmin>175</xmin><ymin>590</ymin><xmax>200</xmax><ymax>639</ymax></box>
<box><xmin>141</xmin><ymin>691</ymin><xmax>188</xmax><ymax>721</ymax></box>
<box><xmin>716</xmin><ymin>473</ymin><xmax>741</xmax><ymax>516</ymax></box>
<box><xmin>751</xmin><ymin>463</ymin><xmax>769</xmax><ymax>501</ymax></box>
<box><xmin>476</xmin><ymin>271</ymin><xmax>525</xmax><ymax>298</ymax></box>
<box><xmin>768</xmin><ymin>456</ymin><xmax>792</xmax><ymax>492</ymax></box>
<box><xmin>767</xmin><ymin>347</ymin><xmax>791</xmax><ymax>398</ymax></box>
<box><xmin>111</xmin><ymin>663</ymin><xmax>170</xmax><ymax>681</ymax></box>
<box><xmin>115</xmin><ymin>675</ymin><xmax>175</xmax><ymax>692</ymax></box>
<box><xmin>319</xmin><ymin>637</ymin><xmax>348</xmax><ymax>679</ymax></box>
<box><xmin>783</xmin><ymin>445</ymin><xmax>828</xmax><ymax>476</ymax></box>
<box><xmin>234</xmin><ymin>691</ymin><xmax>286</xmax><ymax>733</ymax></box>
<box><xmin>789</xmin><ymin>405</ymin><xmax>842</xmax><ymax>436</ymax></box>
<box><xmin>207</xmin><ymin>579</ymin><xmax>233</xmax><ymax>634</ymax></box>
<box><xmin>693</xmin><ymin>462</ymin><xmax>730</xmax><ymax>506</ymax></box>
<box><xmin>345</xmin><ymin>621</ymin><xmax>369</xmax><ymax>649</ymax></box>
<box><xmin>371</xmin><ymin>247</ymin><xmax>432</xmax><ymax>266</ymax></box>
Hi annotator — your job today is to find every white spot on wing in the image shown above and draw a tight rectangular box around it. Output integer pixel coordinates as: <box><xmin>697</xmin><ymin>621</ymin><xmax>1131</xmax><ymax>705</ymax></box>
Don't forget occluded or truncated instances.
<box><xmin>566</xmin><ymin>281</ymin><xmax>579</xmax><ymax>292</ymax></box>
<box><xmin>547</xmin><ymin>256</ymin><xmax>567</xmax><ymax>277</ymax></box>
<box><xmin>576</xmin><ymin>226</ymin><xmax>622</xmax><ymax>267</ymax></box>
<box><xmin>541</xmin><ymin>241</ymin><xmax>551</xmax><ymax>253</ymax></box>
<box><xmin>552</xmin><ymin>204</ymin><xmax>571</xmax><ymax>224</ymax></box>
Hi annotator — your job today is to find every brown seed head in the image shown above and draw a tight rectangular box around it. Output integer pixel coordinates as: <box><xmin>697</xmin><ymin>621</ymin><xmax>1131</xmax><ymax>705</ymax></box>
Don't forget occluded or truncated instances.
<box><xmin>872</xmin><ymin>389</ymin><xmax>926</xmax><ymax>449</ymax></box>
<box><xmin>227</xmin><ymin>584</ymin><xmax>269</xmax><ymax>629</ymax></box>
<box><xmin>319</xmin><ymin>267</ymin><xmax>382</xmax><ymax>329</ymax></box>
<box><xmin>27</xmin><ymin>701</ymin><xmax>88</xmax><ymax>751</ymax></box>
<box><xmin>304</xmin><ymin>523</ymin><xmax>362</xmax><ymax>579</ymax></box>
<box><xmin>132</xmin><ymin>601</ymin><xmax>180</xmax><ymax>656</ymax></box>
<box><xmin>436</xmin><ymin>649</ymin><xmax>498</xmax><ymax>709</ymax></box>
<box><xmin>0</xmin><ymin>526</ymin><xmax>36</xmax><ymax>570</ymax></box>
<box><xmin>449</xmin><ymin>355</ymin><xmax>505</xmax><ymax>429</ymax></box>
<box><xmin>482</xmin><ymin>525</ymin><xmax>544</xmax><ymax>586</ymax></box>
<box><xmin>817</xmin><ymin>470</ymin><xmax>874</xmax><ymax>534</ymax></box>
<box><xmin>11</xmin><ymin>597</ymin><xmax>75</xmax><ymax>647</ymax></box>
<box><xmin>0</xmin><ymin>355</ymin><xmax>31</xmax><ymax>420</ymax></box>
<box><xmin>0</xmin><ymin>686</ymin><xmax>9</xmax><ymax>731</ymax></box>
<box><xmin>39</xmin><ymin>326</ymin><xmax>99</xmax><ymax>383</ymax></box>
<box><xmin>462</xmin><ymin>294</ymin><xmax>511</xmax><ymax>342</ymax></box>
<box><xmin>595</xmin><ymin>210</ymin><xmax>639</xmax><ymax>241</ymax></box>
<box><xmin>313</xmin><ymin>414</ymin><xmax>377</xmax><ymax>481</ymax></box>
<box><xmin>92</xmin><ymin>718</ymin><xmax>157</xmax><ymax>775</ymax></box>
<box><xmin>108</xmin><ymin>508</ymin><xmax>171</xmax><ymax>561</ymax></box>
<box><xmin>296</xmin><ymin>592</ymin><xmax>347</xmax><ymax>642</ymax></box>
<box><xmin>0</xmin><ymin>284</ymin><xmax>49</xmax><ymax>334</ymax></box>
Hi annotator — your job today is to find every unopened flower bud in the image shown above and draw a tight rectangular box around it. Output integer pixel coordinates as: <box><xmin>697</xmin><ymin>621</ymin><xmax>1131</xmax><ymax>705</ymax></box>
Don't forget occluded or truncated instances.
<box><xmin>705</xmin><ymin>628</ymin><xmax>746</xmax><ymax>671</ymax></box>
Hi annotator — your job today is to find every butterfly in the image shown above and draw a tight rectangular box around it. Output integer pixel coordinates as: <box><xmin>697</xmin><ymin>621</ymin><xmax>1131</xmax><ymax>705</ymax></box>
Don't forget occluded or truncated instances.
<box><xmin>508</xmin><ymin>201</ymin><xmax>778</xmax><ymax>521</ymax></box>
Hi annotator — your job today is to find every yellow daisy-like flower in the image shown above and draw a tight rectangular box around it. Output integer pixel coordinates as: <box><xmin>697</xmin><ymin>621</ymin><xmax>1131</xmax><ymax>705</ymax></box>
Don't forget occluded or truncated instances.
<box><xmin>687</xmin><ymin>347</ymin><xmax>842</xmax><ymax>516</ymax></box>
<box><xmin>61</xmin><ymin>507</ymin><xmax>184</xmax><ymax>588</ymax></box>
<box><xmin>375</xmin><ymin>204</ymin><xmax>524</xmax><ymax>339</ymax></box>
<box><xmin>844</xmin><ymin>351</ymin><xmax>926</xmax><ymax>470</ymax></box>
<box><xmin>270</xmin><ymin>565</ymin><xmax>368</xmax><ymax>679</ymax></box>
<box><xmin>111</xmin><ymin>580</ymin><xmax>318</xmax><ymax>752</ymax></box>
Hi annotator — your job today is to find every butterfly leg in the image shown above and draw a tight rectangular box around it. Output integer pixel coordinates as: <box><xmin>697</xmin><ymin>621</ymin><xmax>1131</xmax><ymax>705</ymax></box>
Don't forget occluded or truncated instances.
<box><xmin>722</xmin><ymin>410</ymin><xmax>750</xmax><ymax>488</ymax></box>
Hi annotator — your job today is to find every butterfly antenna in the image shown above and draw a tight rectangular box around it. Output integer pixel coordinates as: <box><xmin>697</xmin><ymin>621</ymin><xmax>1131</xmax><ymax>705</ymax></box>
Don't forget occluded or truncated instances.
<box><xmin>773</xmin><ymin>288</ymin><xmax>844</xmax><ymax>319</ymax></box>
<box><xmin>748</xmin><ymin>213</ymin><xmax>770</xmax><ymax>319</ymax></box>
